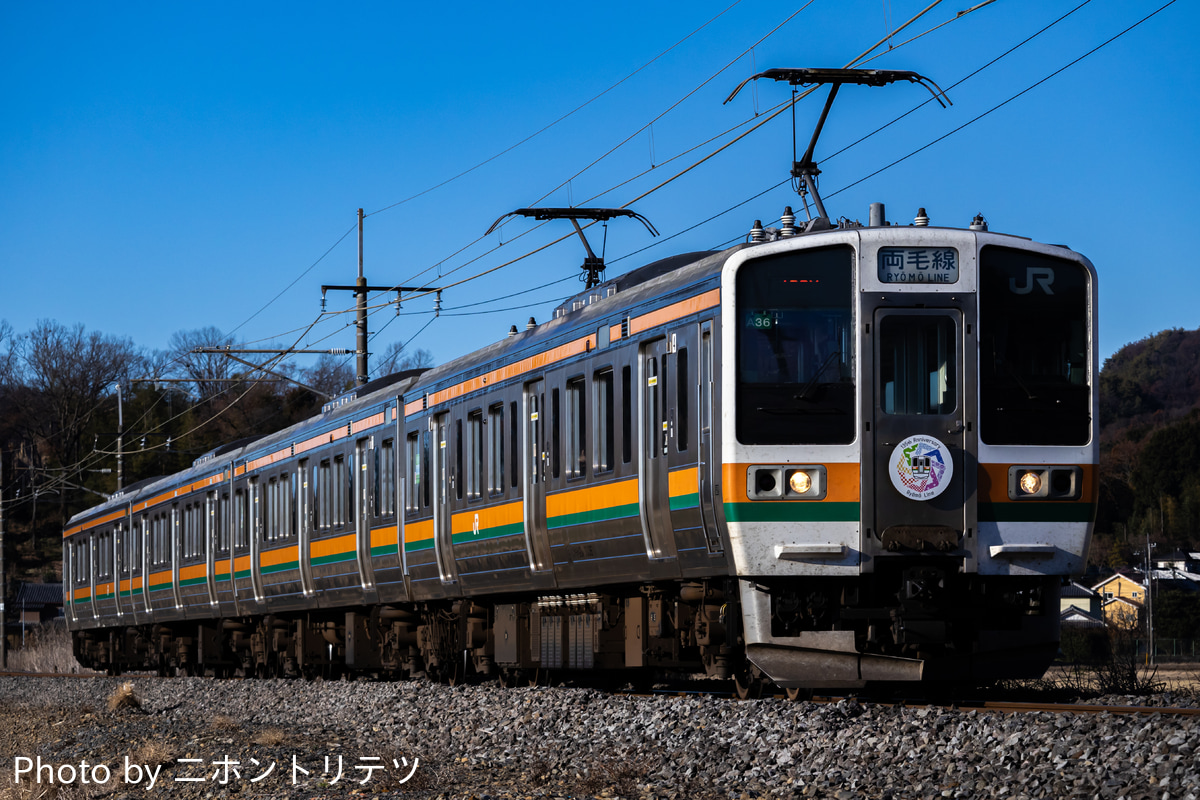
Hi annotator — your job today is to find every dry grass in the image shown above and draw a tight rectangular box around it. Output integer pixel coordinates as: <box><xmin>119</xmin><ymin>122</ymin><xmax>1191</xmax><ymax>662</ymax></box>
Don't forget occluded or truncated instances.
<box><xmin>251</xmin><ymin>727</ymin><xmax>289</xmax><ymax>747</ymax></box>
<box><xmin>4</xmin><ymin>621</ymin><xmax>88</xmax><ymax>674</ymax></box>
<box><xmin>131</xmin><ymin>741</ymin><xmax>174</xmax><ymax>768</ymax></box>
<box><xmin>106</xmin><ymin>682</ymin><xmax>141</xmax><ymax>713</ymax></box>
<box><xmin>209</xmin><ymin>714</ymin><xmax>240</xmax><ymax>732</ymax></box>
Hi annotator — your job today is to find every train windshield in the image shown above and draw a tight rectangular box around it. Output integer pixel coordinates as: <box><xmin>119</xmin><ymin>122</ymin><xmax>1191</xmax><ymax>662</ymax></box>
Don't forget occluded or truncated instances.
<box><xmin>979</xmin><ymin>246</ymin><xmax>1091</xmax><ymax>445</ymax></box>
<box><xmin>736</xmin><ymin>245</ymin><xmax>855</xmax><ymax>444</ymax></box>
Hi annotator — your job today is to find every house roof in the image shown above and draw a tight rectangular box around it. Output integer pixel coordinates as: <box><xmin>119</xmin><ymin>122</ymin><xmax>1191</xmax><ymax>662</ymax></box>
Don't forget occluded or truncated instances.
<box><xmin>1061</xmin><ymin>605</ymin><xmax>1106</xmax><ymax>628</ymax></box>
<box><xmin>1103</xmin><ymin>595</ymin><xmax>1143</xmax><ymax>610</ymax></box>
<box><xmin>1091</xmin><ymin>572</ymin><xmax>1146</xmax><ymax>592</ymax></box>
<box><xmin>1062</xmin><ymin>581</ymin><xmax>1099</xmax><ymax>599</ymax></box>
<box><xmin>14</xmin><ymin>582</ymin><xmax>63</xmax><ymax>607</ymax></box>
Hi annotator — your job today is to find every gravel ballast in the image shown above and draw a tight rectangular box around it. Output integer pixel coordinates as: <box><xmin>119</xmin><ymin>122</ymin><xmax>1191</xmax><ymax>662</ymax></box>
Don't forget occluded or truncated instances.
<box><xmin>1</xmin><ymin>676</ymin><xmax>1197</xmax><ymax>799</ymax></box>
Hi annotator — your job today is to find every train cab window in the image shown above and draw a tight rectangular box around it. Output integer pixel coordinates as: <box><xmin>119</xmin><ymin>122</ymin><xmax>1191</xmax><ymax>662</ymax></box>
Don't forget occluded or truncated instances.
<box><xmin>736</xmin><ymin>245</ymin><xmax>855</xmax><ymax>445</ymax></box>
<box><xmin>879</xmin><ymin>315</ymin><xmax>957</xmax><ymax>415</ymax></box>
<box><xmin>567</xmin><ymin>376</ymin><xmax>586</xmax><ymax>479</ymax></box>
<box><xmin>979</xmin><ymin>246</ymin><xmax>1091</xmax><ymax>445</ymax></box>
<box><xmin>467</xmin><ymin>411</ymin><xmax>482</xmax><ymax>500</ymax></box>
<box><xmin>595</xmin><ymin>369</ymin><xmax>614</xmax><ymax>474</ymax></box>
<box><xmin>488</xmin><ymin>403</ymin><xmax>504</xmax><ymax>496</ymax></box>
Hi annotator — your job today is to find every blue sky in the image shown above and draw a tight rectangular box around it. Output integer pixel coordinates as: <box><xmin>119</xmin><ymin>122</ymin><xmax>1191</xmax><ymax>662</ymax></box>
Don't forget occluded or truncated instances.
<box><xmin>2</xmin><ymin>0</ymin><xmax>1196</xmax><ymax>378</ymax></box>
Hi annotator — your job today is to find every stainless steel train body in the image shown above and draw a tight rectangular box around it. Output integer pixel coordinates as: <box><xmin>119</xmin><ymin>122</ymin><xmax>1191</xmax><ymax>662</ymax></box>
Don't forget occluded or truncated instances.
<box><xmin>65</xmin><ymin>215</ymin><xmax>1098</xmax><ymax>690</ymax></box>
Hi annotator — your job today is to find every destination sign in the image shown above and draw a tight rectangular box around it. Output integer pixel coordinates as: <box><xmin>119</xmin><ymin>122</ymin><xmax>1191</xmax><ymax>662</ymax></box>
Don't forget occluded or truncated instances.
<box><xmin>878</xmin><ymin>247</ymin><xmax>959</xmax><ymax>284</ymax></box>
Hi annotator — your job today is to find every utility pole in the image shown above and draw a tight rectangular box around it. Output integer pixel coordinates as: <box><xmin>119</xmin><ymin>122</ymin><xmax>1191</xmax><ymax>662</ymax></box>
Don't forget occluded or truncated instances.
<box><xmin>321</xmin><ymin>208</ymin><xmax>443</xmax><ymax>386</ymax></box>
<box><xmin>116</xmin><ymin>382</ymin><xmax>124</xmax><ymax>491</ymax></box>
<box><xmin>356</xmin><ymin>208</ymin><xmax>368</xmax><ymax>386</ymax></box>
<box><xmin>1</xmin><ymin>453</ymin><xmax>7</xmax><ymax>669</ymax></box>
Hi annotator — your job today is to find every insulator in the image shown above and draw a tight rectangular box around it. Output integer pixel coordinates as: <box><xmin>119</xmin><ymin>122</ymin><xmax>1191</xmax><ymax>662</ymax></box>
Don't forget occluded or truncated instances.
<box><xmin>526</xmin><ymin>317</ymin><xmax>537</xmax><ymax>330</ymax></box>
<box><xmin>914</xmin><ymin>207</ymin><xmax>929</xmax><ymax>227</ymax></box>
<box><xmin>970</xmin><ymin>213</ymin><xmax>988</xmax><ymax>231</ymax></box>
<box><xmin>749</xmin><ymin>219</ymin><xmax>765</xmax><ymax>242</ymax></box>
<box><xmin>780</xmin><ymin>206</ymin><xmax>796</xmax><ymax>237</ymax></box>
<box><xmin>508</xmin><ymin>325</ymin><xmax>518</xmax><ymax>338</ymax></box>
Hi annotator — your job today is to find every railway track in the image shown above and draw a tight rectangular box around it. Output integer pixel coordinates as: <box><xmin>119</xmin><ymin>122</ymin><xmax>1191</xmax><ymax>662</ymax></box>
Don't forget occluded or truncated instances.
<box><xmin>4</xmin><ymin>670</ymin><xmax>1198</xmax><ymax>717</ymax></box>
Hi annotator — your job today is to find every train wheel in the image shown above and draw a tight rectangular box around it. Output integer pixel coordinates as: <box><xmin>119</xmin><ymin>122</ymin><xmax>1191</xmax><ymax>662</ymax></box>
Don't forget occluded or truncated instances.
<box><xmin>785</xmin><ymin>687</ymin><xmax>812</xmax><ymax>702</ymax></box>
<box><xmin>733</xmin><ymin>667</ymin><xmax>764</xmax><ymax>700</ymax></box>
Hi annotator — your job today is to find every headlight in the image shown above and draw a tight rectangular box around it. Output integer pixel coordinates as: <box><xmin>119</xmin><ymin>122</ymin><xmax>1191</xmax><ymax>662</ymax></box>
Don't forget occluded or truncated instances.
<box><xmin>748</xmin><ymin>465</ymin><xmax>827</xmax><ymax>500</ymax></box>
<box><xmin>788</xmin><ymin>470</ymin><xmax>812</xmax><ymax>494</ymax></box>
<box><xmin>1018</xmin><ymin>471</ymin><xmax>1042</xmax><ymax>495</ymax></box>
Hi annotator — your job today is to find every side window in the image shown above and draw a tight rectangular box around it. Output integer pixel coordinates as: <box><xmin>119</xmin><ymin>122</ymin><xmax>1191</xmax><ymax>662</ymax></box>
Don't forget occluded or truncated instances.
<box><xmin>567</xmin><ymin>376</ymin><xmax>586</xmax><ymax>479</ymax></box>
<box><xmin>468</xmin><ymin>410</ymin><xmax>483</xmax><ymax>501</ymax></box>
<box><xmin>406</xmin><ymin>432</ymin><xmax>420</xmax><ymax>512</ymax></box>
<box><xmin>455</xmin><ymin>418</ymin><xmax>465</xmax><ymax>501</ymax></box>
<box><xmin>488</xmin><ymin>403</ymin><xmax>504</xmax><ymax>496</ymax></box>
<box><xmin>551</xmin><ymin>387</ymin><xmax>561</xmax><ymax>479</ymax></box>
<box><xmin>379</xmin><ymin>438</ymin><xmax>395</xmax><ymax>517</ymax></box>
<box><xmin>422</xmin><ymin>430</ymin><xmax>432</xmax><ymax>508</ymax></box>
<box><xmin>234</xmin><ymin>490</ymin><xmax>248</xmax><ymax>549</ymax></box>
<box><xmin>676</xmin><ymin>347</ymin><xmax>689</xmax><ymax>452</ymax></box>
<box><xmin>509</xmin><ymin>401</ymin><xmax>519</xmax><ymax>489</ymax></box>
<box><xmin>621</xmin><ymin>365</ymin><xmax>632</xmax><ymax>464</ymax></box>
<box><xmin>595</xmin><ymin>369</ymin><xmax>614</xmax><ymax>474</ymax></box>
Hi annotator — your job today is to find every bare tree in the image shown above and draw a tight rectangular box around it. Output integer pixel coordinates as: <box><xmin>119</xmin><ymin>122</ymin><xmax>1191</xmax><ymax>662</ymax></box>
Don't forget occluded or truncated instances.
<box><xmin>168</xmin><ymin>326</ymin><xmax>238</xmax><ymax>400</ymax></box>
<box><xmin>302</xmin><ymin>354</ymin><xmax>356</xmax><ymax>398</ymax></box>
<box><xmin>375</xmin><ymin>340</ymin><xmax>433</xmax><ymax>376</ymax></box>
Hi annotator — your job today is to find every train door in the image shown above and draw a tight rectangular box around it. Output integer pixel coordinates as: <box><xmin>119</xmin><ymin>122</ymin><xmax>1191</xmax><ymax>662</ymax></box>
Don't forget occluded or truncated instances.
<box><xmin>639</xmin><ymin>337</ymin><xmax>679</xmax><ymax>561</ymax></box>
<box><xmin>354</xmin><ymin>437</ymin><xmax>377</xmax><ymax>593</ymax></box>
<box><xmin>248</xmin><ymin>479</ymin><xmax>265</xmax><ymax>601</ymax></box>
<box><xmin>697</xmin><ymin>321</ymin><xmax>723</xmax><ymax>553</ymax></box>
<box><xmin>871</xmin><ymin>308</ymin><xmax>966</xmax><ymax>549</ymax></box>
<box><xmin>431</xmin><ymin>412</ymin><xmax>458</xmax><ymax>584</ymax></box>
<box><xmin>114</xmin><ymin>521</ymin><xmax>126</xmax><ymax>618</ymax></box>
<box><xmin>297</xmin><ymin>459</ymin><xmax>315</xmax><ymax>597</ymax></box>
<box><xmin>204</xmin><ymin>492</ymin><xmax>219</xmax><ymax>607</ymax></box>
<box><xmin>140</xmin><ymin>516</ymin><xmax>152</xmax><ymax>614</ymax></box>
<box><xmin>522</xmin><ymin>379</ymin><xmax>554</xmax><ymax>573</ymax></box>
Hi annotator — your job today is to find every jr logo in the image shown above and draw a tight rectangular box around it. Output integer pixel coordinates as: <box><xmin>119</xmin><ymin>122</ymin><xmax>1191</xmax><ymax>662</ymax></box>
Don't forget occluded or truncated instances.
<box><xmin>1009</xmin><ymin>267</ymin><xmax>1055</xmax><ymax>295</ymax></box>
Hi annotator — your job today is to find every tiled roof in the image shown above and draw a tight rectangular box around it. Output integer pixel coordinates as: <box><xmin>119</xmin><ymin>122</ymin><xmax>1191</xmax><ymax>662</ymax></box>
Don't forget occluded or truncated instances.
<box><xmin>14</xmin><ymin>582</ymin><xmax>63</xmax><ymax>606</ymax></box>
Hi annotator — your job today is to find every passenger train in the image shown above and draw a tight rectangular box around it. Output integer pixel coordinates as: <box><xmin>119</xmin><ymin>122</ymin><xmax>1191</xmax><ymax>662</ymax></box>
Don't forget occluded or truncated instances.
<box><xmin>65</xmin><ymin>203</ymin><xmax>1098</xmax><ymax>694</ymax></box>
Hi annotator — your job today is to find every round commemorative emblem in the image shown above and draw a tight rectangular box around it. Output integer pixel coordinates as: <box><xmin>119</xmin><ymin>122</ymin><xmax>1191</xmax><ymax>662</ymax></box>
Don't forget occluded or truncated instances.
<box><xmin>888</xmin><ymin>435</ymin><xmax>953</xmax><ymax>501</ymax></box>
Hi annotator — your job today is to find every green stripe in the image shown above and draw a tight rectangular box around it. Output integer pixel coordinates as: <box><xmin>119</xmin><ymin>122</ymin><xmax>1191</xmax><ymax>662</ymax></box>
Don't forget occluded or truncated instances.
<box><xmin>452</xmin><ymin>521</ymin><xmax>524</xmax><ymax>545</ymax></box>
<box><xmin>233</xmin><ymin>569</ymin><xmax>252</xmax><ymax>580</ymax></box>
<box><xmin>549</xmin><ymin>502</ymin><xmax>640</xmax><ymax>529</ymax></box>
<box><xmin>215</xmin><ymin>573</ymin><xmax>232</xmax><ymax>583</ymax></box>
<box><xmin>149</xmin><ymin>582</ymin><xmax>172</xmax><ymax>592</ymax></box>
<box><xmin>670</xmin><ymin>493</ymin><xmax>700</xmax><ymax>511</ymax></box>
<box><xmin>979</xmin><ymin>503</ymin><xmax>1094</xmax><ymax>523</ymax></box>
<box><xmin>311</xmin><ymin>551</ymin><xmax>356</xmax><ymax>567</ymax></box>
<box><xmin>405</xmin><ymin>539</ymin><xmax>434</xmax><ymax>553</ymax></box>
<box><xmin>370</xmin><ymin>543</ymin><xmax>399</xmax><ymax>557</ymax></box>
<box><xmin>94</xmin><ymin>592</ymin><xmax>115</xmax><ymax>602</ymax></box>
<box><xmin>180</xmin><ymin>576</ymin><xmax>207</xmax><ymax>587</ymax></box>
<box><xmin>118</xmin><ymin>588</ymin><xmax>144</xmax><ymax>598</ymax></box>
<box><xmin>262</xmin><ymin>561</ymin><xmax>299</xmax><ymax>575</ymax></box>
<box><xmin>724</xmin><ymin>501</ymin><xmax>860</xmax><ymax>523</ymax></box>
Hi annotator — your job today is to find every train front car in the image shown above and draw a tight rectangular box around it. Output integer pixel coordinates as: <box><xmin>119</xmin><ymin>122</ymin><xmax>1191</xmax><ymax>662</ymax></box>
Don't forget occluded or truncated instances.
<box><xmin>723</xmin><ymin>220</ymin><xmax>1098</xmax><ymax>690</ymax></box>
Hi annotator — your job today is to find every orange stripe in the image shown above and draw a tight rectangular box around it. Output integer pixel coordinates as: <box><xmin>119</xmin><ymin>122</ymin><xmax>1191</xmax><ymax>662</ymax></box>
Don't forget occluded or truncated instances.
<box><xmin>261</xmin><ymin>544</ymin><xmax>299</xmax><ymax>568</ymax></box>
<box><xmin>310</xmin><ymin>533</ymin><xmax>356</xmax><ymax>560</ymax></box>
<box><xmin>405</xmin><ymin>519</ymin><xmax>433</xmax><ymax>545</ymax></box>
<box><xmin>668</xmin><ymin>467</ymin><xmax>698</xmax><ymax>498</ymax></box>
<box><xmin>352</xmin><ymin>412</ymin><xmax>386</xmax><ymax>435</ymax></box>
<box><xmin>180</xmin><ymin>563</ymin><xmax>206</xmax><ymax>581</ymax></box>
<box><xmin>628</xmin><ymin>288</ymin><xmax>720</xmax><ymax>337</ymax></box>
<box><xmin>370</xmin><ymin>525</ymin><xmax>398</xmax><ymax>549</ymax></box>
<box><xmin>978</xmin><ymin>463</ymin><xmax>1097</xmax><ymax>504</ymax></box>
<box><xmin>451</xmin><ymin>501</ymin><xmax>523</xmax><ymax>536</ymax></box>
<box><xmin>547</xmin><ymin>478</ymin><xmax>639</xmax><ymax>518</ymax></box>
<box><xmin>721</xmin><ymin>462</ymin><xmax>859</xmax><ymax>504</ymax></box>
